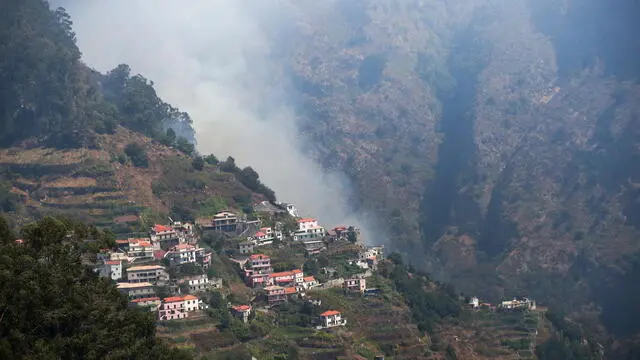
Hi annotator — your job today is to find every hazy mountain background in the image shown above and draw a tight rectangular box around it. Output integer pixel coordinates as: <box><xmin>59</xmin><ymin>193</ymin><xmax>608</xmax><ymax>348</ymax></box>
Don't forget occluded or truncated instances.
<box><xmin>53</xmin><ymin>0</ymin><xmax>640</xmax><ymax>349</ymax></box>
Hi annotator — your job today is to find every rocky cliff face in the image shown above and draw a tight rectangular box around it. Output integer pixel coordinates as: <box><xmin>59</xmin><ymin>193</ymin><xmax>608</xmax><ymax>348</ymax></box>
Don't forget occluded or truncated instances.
<box><xmin>269</xmin><ymin>0</ymin><xmax>640</xmax><ymax>339</ymax></box>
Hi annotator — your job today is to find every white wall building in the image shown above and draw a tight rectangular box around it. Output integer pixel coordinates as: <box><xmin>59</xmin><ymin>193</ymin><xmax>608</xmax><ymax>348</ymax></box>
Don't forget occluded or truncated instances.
<box><xmin>99</xmin><ymin>260</ymin><xmax>122</xmax><ymax>281</ymax></box>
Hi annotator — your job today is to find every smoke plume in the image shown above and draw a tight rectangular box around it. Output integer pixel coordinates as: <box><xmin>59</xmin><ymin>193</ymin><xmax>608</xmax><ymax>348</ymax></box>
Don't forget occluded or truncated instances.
<box><xmin>52</xmin><ymin>0</ymin><xmax>383</xmax><ymax>244</ymax></box>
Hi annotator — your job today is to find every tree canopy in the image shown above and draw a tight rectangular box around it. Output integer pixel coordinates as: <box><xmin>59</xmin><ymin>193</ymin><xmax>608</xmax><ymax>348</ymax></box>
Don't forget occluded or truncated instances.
<box><xmin>0</xmin><ymin>1</ymin><xmax>196</xmax><ymax>152</ymax></box>
<box><xmin>0</xmin><ymin>216</ymin><xmax>191</xmax><ymax>359</ymax></box>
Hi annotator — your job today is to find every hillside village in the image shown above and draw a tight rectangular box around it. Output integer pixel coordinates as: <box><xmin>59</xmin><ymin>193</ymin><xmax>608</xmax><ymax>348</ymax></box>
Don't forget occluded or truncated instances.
<box><xmin>84</xmin><ymin>199</ymin><xmax>554</xmax><ymax>359</ymax></box>
<box><xmin>92</xmin><ymin>202</ymin><xmax>387</xmax><ymax>333</ymax></box>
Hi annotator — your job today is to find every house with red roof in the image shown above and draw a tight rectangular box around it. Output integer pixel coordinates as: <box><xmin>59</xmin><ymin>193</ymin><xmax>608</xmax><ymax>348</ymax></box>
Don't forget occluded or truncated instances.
<box><xmin>294</xmin><ymin>218</ymin><xmax>326</xmax><ymax>241</ymax></box>
<box><xmin>129</xmin><ymin>297</ymin><xmax>161</xmax><ymax>311</ymax></box>
<box><xmin>263</xmin><ymin>285</ymin><xmax>295</xmax><ymax>305</ymax></box>
<box><xmin>158</xmin><ymin>295</ymin><xmax>203</xmax><ymax>321</ymax></box>
<box><xmin>150</xmin><ymin>224</ymin><xmax>179</xmax><ymax>249</ymax></box>
<box><xmin>302</xmin><ymin>276</ymin><xmax>319</xmax><ymax>290</ymax></box>
<box><xmin>244</xmin><ymin>254</ymin><xmax>273</xmax><ymax>288</ymax></box>
<box><xmin>231</xmin><ymin>305</ymin><xmax>252</xmax><ymax>323</ymax></box>
<box><xmin>268</xmin><ymin>269</ymin><xmax>303</xmax><ymax>287</ymax></box>
<box><xmin>318</xmin><ymin>310</ymin><xmax>346</xmax><ymax>329</ymax></box>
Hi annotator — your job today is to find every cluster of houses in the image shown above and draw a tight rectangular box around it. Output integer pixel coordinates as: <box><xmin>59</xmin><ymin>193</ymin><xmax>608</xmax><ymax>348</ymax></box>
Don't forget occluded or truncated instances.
<box><xmin>469</xmin><ymin>296</ymin><xmax>537</xmax><ymax>312</ymax></box>
<box><xmin>97</xmin><ymin>204</ymin><xmax>388</xmax><ymax>329</ymax></box>
<box><xmin>93</xmin><ymin>220</ymin><xmax>219</xmax><ymax>321</ymax></box>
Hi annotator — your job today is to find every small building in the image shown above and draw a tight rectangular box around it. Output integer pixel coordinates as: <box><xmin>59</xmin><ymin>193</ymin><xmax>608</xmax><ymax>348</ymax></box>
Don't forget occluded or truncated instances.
<box><xmin>126</xmin><ymin>265</ymin><xmax>168</xmax><ymax>284</ymax></box>
<box><xmin>245</xmin><ymin>254</ymin><xmax>273</xmax><ymax>288</ymax></box>
<box><xmin>179</xmin><ymin>274</ymin><xmax>214</xmax><ymax>293</ymax></box>
<box><xmin>166</xmin><ymin>244</ymin><xmax>206</xmax><ymax>266</ymax></box>
<box><xmin>231</xmin><ymin>305</ymin><xmax>252</xmax><ymax>323</ymax></box>
<box><xmin>127</xmin><ymin>239</ymin><xmax>154</xmax><ymax>259</ymax></box>
<box><xmin>248</xmin><ymin>254</ymin><xmax>272</xmax><ymax>272</ymax></box>
<box><xmin>294</xmin><ymin>218</ymin><xmax>326</xmax><ymax>241</ymax></box>
<box><xmin>238</xmin><ymin>241</ymin><xmax>254</xmax><ymax>254</ymax></box>
<box><xmin>158</xmin><ymin>295</ymin><xmax>203</xmax><ymax>321</ymax></box>
<box><xmin>117</xmin><ymin>282</ymin><xmax>155</xmax><ymax>300</ymax></box>
<box><xmin>362</xmin><ymin>245</ymin><xmax>385</xmax><ymax>260</ymax></box>
<box><xmin>212</xmin><ymin>211</ymin><xmax>238</xmax><ymax>232</ymax></box>
<box><xmin>196</xmin><ymin>250</ymin><xmax>212</xmax><ymax>270</ymax></box>
<box><xmin>499</xmin><ymin>297</ymin><xmax>536</xmax><ymax>311</ymax></box>
<box><xmin>318</xmin><ymin>310</ymin><xmax>346</xmax><ymax>329</ymax></box>
<box><xmin>302</xmin><ymin>276</ymin><xmax>319</xmax><ymax>290</ymax></box>
<box><xmin>268</xmin><ymin>269</ymin><xmax>303</xmax><ymax>287</ymax></box>
<box><xmin>129</xmin><ymin>297</ymin><xmax>161</xmax><ymax>311</ymax></box>
<box><xmin>303</xmin><ymin>239</ymin><xmax>326</xmax><ymax>256</ymax></box>
<box><xmin>344</xmin><ymin>278</ymin><xmax>366</xmax><ymax>294</ymax></box>
<box><xmin>264</xmin><ymin>285</ymin><xmax>288</xmax><ymax>305</ymax></box>
<box><xmin>150</xmin><ymin>224</ymin><xmax>178</xmax><ymax>246</ymax></box>
<box><xmin>99</xmin><ymin>260</ymin><xmax>122</xmax><ymax>281</ymax></box>
<box><xmin>469</xmin><ymin>296</ymin><xmax>480</xmax><ymax>309</ymax></box>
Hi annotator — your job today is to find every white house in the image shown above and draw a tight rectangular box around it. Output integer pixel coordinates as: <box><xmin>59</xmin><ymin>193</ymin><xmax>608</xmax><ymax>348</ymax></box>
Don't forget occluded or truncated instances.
<box><xmin>302</xmin><ymin>276</ymin><xmax>319</xmax><ymax>290</ymax></box>
<box><xmin>166</xmin><ymin>244</ymin><xmax>206</xmax><ymax>266</ymax></box>
<box><xmin>294</xmin><ymin>218</ymin><xmax>326</xmax><ymax>241</ymax></box>
<box><xmin>469</xmin><ymin>296</ymin><xmax>480</xmax><ymax>309</ymax></box>
<box><xmin>99</xmin><ymin>260</ymin><xmax>122</xmax><ymax>281</ymax></box>
<box><xmin>179</xmin><ymin>274</ymin><xmax>215</xmax><ymax>293</ymax></box>
<box><xmin>158</xmin><ymin>295</ymin><xmax>203</xmax><ymax>321</ymax></box>
<box><xmin>317</xmin><ymin>310</ymin><xmax>346</xmax><ymax>329</ymax></box>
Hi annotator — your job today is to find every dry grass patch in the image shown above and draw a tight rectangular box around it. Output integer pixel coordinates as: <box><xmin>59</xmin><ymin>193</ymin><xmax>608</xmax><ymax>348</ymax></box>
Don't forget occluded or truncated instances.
<box><xmin>44</xmin><ymin>177</ymin><xmax>97</xmax><ymax>188</ymax></box>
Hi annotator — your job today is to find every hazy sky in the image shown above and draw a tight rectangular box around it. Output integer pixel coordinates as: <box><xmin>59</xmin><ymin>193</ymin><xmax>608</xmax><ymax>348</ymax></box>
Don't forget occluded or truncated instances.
<box><xmin>52</xmin><ymin>0</ymin><xmax>383</xmax><ymax>244</ymax></box>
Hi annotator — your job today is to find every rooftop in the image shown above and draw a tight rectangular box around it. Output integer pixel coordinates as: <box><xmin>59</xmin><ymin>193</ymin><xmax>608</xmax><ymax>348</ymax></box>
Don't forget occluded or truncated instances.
<box><xmin>303</xmin><ymin>276</ymin><xmax>316</xmax><ymax>282</ymax></box>
<box><xmin>130</xmin><ymin>297</ymin><xmax>160</xmax><ymax>303</ymax></box>
<box><xmin>172</xmin><ymin>244</ymin><xmax>195</xmax><ymax>251</ymax></box>
<box><xmin>117</xmin><ymin>282</ymin><xmax>153</xmax><ymax>289</ymax></box>
<box><xmin>269</xmin><ymin>269</ymin><xmax>302</xmax><ymax>278</ymax></box>
<box><xmin>163</xmin><ymin>296</ymin><xmax>184</xmax><ymax>303</ymax></box>
<box><xmin>127</xmin><ymin>265</ymin><xmax>164</xmax><ymax>272</ymax></box>
<box><xmin>264</xmin><ymin>285</ymin><xmax>284</xmax><ymax>291</ymax></box>
<box><xmin>255</xmin><ymin>231</ymin><xmax>266</xmax><ymax>237</ymax></box>
<box><xmin>104</xmin><ymin>260</ymin><xmax>121</xmax><ymax>265</ymax></box>
<box><xmin>284</xmin><ymin>287</ymin><xmax>297</xmax><ymax>295</ymax></box>
<box><xmin>297</xmin><ymin>218</ymin><xmax>317</xmax><ymax>223</ymax></box>
<box><xmin>153</xmin><ymin>224</ymin><xmax>174</xmax><ymax>233</ymax></box>
<box><xmin>320</xmin><ymin>310</ymin><xmax>341</xmax><ymax>317</ymax></box>
<box><xmin>231</xmin><ymin>305</ymin><xmax>252</xmax><ymax>312</ymax></box>
<box><xmin>250</xmin><ymin>254</ymin><xmax>269</xmax><ymax>260</ymax></box>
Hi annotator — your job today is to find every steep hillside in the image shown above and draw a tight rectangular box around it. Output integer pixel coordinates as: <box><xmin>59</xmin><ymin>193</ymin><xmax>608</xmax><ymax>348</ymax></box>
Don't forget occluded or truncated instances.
<box><xmin>0</xmin><ymin>1</ymin><xmax>275</xmax><ymax>233</ymax></box>
<box><xmin>0</xmin><ymin>127</ymin><xmax>267</xmax><ymax>232</ymax></box>
<box><xmin>273</xmin><ymin>0</ymin><xmax>640</xmax><ymax>347</ymax></box>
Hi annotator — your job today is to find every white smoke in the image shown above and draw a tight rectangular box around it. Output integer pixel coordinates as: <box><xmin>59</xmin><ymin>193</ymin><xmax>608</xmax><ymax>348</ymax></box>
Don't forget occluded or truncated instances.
<box><xmin>52</xmin><ymin>0</ymin><xmax>383</xmax><ymax>244</ymax></box>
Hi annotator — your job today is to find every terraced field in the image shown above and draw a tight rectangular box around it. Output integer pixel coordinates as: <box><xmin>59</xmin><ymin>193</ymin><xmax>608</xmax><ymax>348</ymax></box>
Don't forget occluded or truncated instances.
<box><xmin>0</xmin><ymin>127</ymin><xmax>266</xmax><ymax>233</ymax></box>
<box><xmin>441</xmin><ymin>308</ymin><xmax>542</xmax><ymax>360</ymax></box>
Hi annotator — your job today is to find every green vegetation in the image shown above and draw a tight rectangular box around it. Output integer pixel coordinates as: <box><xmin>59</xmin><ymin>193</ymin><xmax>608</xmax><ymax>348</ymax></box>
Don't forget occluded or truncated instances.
<box><xmin>124</xmin><ymin>142</ymin><xmax>149</xmax><ymax>168</ymax></box>
<box><xmin>0</xmin><ymin>216</ymin><xmax>190</xmax><ymax>359</ymax></box>
<box><xmin>218</xmin><ymin>157</ymin><xmax>276</xmax><ymax>203</ymax></box>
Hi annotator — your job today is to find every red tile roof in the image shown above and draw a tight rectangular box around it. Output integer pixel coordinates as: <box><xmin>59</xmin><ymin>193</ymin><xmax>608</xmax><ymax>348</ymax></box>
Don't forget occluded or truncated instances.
<box><xmin>303</xmin><ymin>276</ymin><xmax>316</xmax><ymax>282</ymax></box>
<box><xmin>250</xmin><ymin>254</ymin><xmax>269</xmax><ymax>260</ymax></box>
<box><xmin>130</xmin><ymin>297</ymin><xmax>160</xmax><ymax>303</ymax></box>
<box><xmin>137</xmin><ymin>241</ymin><xmax>152</xmax><ymax>247</ymax></box>
<box><xmin>115</xmin><ymin>240</ymin><xmax>129</xmax><ymax>244</ymax></box>
<box><xmin>297</xmin><ymin>218</ymin><xmax>316</xmax><ymax>223</ymax></box>
<box><xmin>15</xmin><ymin>239</ymin><xmax>24</xmax><ymax>244</ymax></box>
<box><xmin>105</xmin><ymin>260</ymin><xmax>121</xmax><ymax>265</ymax></box>
<box><xmin>163</xmin><ymin>296</ymin><xmax>184</xmax><ymax>303</ymax></box>
<box><xmin>231</xmin><ymin>305</ymin><xmax>251</xmax><ymax>312</ymax></box>
<box><xmin>269</xmin><ymin>269</ymin><xmax>302</xmax><ymax>278</ymax></box>
<box><xmin>182</xmin><ymin>295</ymin><xmax>198</xmax><ymax>301</ymax></box>
<box><xmin>153</xmin><ymin>224</ymin><xmax>174</xmax><ymax>233</ymax></box>
<box><xmin>255</xmin><ymin>231</ymin><xmax>266</xmax><ymax>237</ymax></box>
<box><xmin>320</xmin><ymin>310</ymin><xmax>341</xmax><ymax>317</ymax></box>
<box><xmin>284</xmin><ymin>287</ymin><xmax>297</xmax><ymax>295</ymax></box>
<box><xmin>153</xmin><ymin>250</ymin><xmax>167</xmax><ymax>260</ymax></box>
